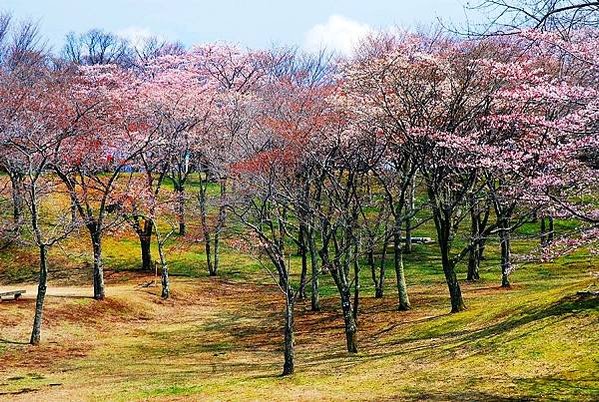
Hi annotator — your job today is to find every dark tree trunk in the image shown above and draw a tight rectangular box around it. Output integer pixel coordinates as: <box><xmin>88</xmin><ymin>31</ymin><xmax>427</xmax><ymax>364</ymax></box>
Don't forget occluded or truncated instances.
<box><xmin>70</xmin><ymin>197</ymin><xmax>78</xmax><ymax>224</ymax></box>
<box><xmin>298</xmin><ymin>224</ymin><xmax>308</xmax><ymax>300</ymax></box>
<box><xmin>393</xmin><ymin>228</ymin><xmax>411</xmax><ymax>311</ymax></box>
<box><xmin>339</xmin><ymin>283</ymin><xmax>358</xmax><ymax>353</ymax></box>
<box><xmin>161</xmin><ymin>264</ymin><xmax>170</xmax><ymax>299</ymax></box>
<box><xmin>199</xmin><ymin>182</ymin><xmax>216</xmax><ymax>276</ymax></box>
<box><xmin>442</xmin><ymin>253</ymin><xmax>466</xmax><ymax>312</ymax></box>
<box><xmin>404</xmin><ymin>177</ymin><xmax>415</xmax><ymax>254</ymax></box>
<box><xmin>282</xmin><ymin>289</ymin><xmax>295</xmax><ymax>376</ymax></box>
<box><xmin>352</xmin><ymin>256</ymin><xmax>360</xmax><ymax>321</ymax></box>
<box><xmin>308</xmin><ymin>228</ymin><xmax>320</xmax><ymax>311</ymax></box>
<box><xmin>139</xmin><ymin>220</ymin><xmax>154</xmax><ymax>272</ymax></box>
<box><xmin>213</xmin><ymin>231</ymin><xmax>221</xmax><ymax>276</ymax></box>
<box><xmin>91</xmin><ymin>229</ymin><xmax>105</xmax><ymax>300</ymax></box>
<box><xmin>467</xmin><ymin>209</ymin><xmax>481</xmax><ymax>281</ymax></box>
<box><xmin>431</xmin><ymin>200</ymin><xmax>466</xmax><ymax>313</ymax></box>
<box><xmin>212</xmin><ymin>181</ymin><xmax>227</xmax><ymax>276</ymax></box>
<box><xmin>540</xmin><ymin>217</ymin><xmax>547</xmax><ymax>246</ymax></box>
<box><xmin>329</xmin><ymin>261</ymin><xmax>358</xmax><ymax>353</ymax></box>
<box><xmin>30</xmin><ymin>244</ymin><xmax>48</xmax><ymax>345</ymax></box>
<box><xmin>175</xmin><ymin>185</ymin><xmax>186</xmax><ymax>236</ymax></box>
<box><xmin>9</xmin><ymin>173</ymin><xmax>24</xmax><ymax>229</ymax></box>
<box><xmin>499</xmin><ymin>224</ymin><xmax>512</xmax><ymax>288</ymax></box>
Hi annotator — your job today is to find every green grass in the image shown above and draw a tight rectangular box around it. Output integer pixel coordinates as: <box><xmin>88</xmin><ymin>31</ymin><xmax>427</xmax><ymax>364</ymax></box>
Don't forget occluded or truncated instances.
<box><xmin>0</xmin><ymin>180</ymin><xmax>598</xmax><ymax>401</ymax></box>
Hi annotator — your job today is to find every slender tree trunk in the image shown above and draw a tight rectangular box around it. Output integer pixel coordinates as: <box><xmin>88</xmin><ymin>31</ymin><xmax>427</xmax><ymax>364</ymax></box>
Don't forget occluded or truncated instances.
<box><xmin>161</xmin><ymin>265</ymin><xmax>170</xmax><ymax>299</ymax></box>
<box><xmin>213</xmin><ymin>231</ymin><xmax>221</xmax><ymax>276</ymax></box>
<box><xmin>139</xmin><ymin>219</ymin><xmax>154</xmax><ymax>272</ymax></box>
<box><xmin>30</xmin><ymin>244</ymin><xmax>48</xmax><ymax>345</ymax></box>
<box><xmin>198</xmin><ymin>182</ymin><xmax>216</xmax><ymax>276</ymax></box>
<box><xmin>393</xmin><ymin>228</ymin><xmax>411</xmax><ymax>311</ymax></box>
<box><xmin>404</xmin><ymin>176</ymin><xmax>415</xmax><ymax>253</ymax></box>
<box><xmin>438</xmin><ymin>231</ymin><xmax>466</xmax><ymax>312</ymax></box>
<box><xmin>210</xmin><ymin>181</ymin><xmax>227</xmax><ymax>276</ymax></box>
<box><xmin>479</xmin><ymin>238</ymin><xmax>487</xmax><ymax>260</ymax></box>
<box><xmin>91</xmin><ymin>230</ymin><xmax>105</xmax><ymax>300</ymax></box>
<box><xmin>329</xmin><ymin>262</ymin><xmax>358</xmax><ymax>353</ymax></box>
<box><xmin>299</xmin><ymin>244</ymin><xmax>308</xmax><ymax>300</ymax></box>
<box><xmin>70</xmin><ymin>197</ymin><xmax>78</xmax><ymax>224</ymax></box>
<box><xmin>297</xmin><ymin>223</ymin><xmax>308</xmax><ymax>300</ymax></box>
<box><xmin>499</xmin><ymin>223</ymin><xmax>512</xmax><ymax>288</ymax></box>
<box><xmin>308</xmin><ymin>228</ymin><xmax>320</xmax><ymax>311</ymax></box>
<box><xmin>352</xmin><ymin>256</ymin><xmax>360</xmax><ymax>321</ymax></box>
<box><xmin>540</xmin><ymin>217</ymin><xmax>547</xmax><ymax>246</ymax></box>
<box><xmin>339</xmin><ymin>283</ymin><xmax>358</xmax><ymax>353</ymax></box>
<box><xmin>282</xmin><ymin>289</ymin><xmax>295</xmax><ymax>376</ymax></box>
<box><xmin>9</xmin><ymin>173</ymin><xmax>24</xmax><ymax>229</ymax></box>
<box><xmin>467</xmin><ymin>210</ymin><xmax>481</xmax><ymax>281</ymax></box>
<box><xmin>176</xmin><ymin>185</ymin><xmax>186</xmax><ymax>236</ymax></box>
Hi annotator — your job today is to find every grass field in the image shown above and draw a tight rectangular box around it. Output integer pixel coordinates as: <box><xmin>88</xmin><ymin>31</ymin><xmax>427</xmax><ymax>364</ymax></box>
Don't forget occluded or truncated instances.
<box><xmin>0</xmin><ymin>181</ymin><xmax>598</xmax><ymax>401</ymax></box>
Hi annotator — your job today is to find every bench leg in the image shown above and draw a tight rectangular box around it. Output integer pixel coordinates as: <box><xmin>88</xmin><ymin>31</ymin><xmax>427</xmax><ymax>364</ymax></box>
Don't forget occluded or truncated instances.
<box><xmin>14</xmin><ymin>293</ymin><xmax>21</xmax><ymax>300</ymax></box>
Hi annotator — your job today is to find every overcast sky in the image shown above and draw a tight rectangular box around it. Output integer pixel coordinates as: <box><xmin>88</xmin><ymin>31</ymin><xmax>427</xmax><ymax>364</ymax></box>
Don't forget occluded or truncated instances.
<box><xmin>3</xmin><ymin>0</ymin><xmax>481</xmax><ymax>55</ymax></box>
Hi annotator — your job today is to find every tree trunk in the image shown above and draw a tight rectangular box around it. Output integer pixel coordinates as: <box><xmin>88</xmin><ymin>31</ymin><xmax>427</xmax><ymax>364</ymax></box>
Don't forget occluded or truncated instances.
<box><xmin>308</xmin><ymin>228</ymin><xmax>320</xmax><ymax>311</ymax></box>
<box><xmin>442</xmin><ymin>255</ymin><xmax>466</xmax><ymax>312</ymax></box>
<box><xmin>329</xmin><ymin>262</ymin><xmax>358</xmax><ymax>353</ymax></box>
<box><xmin>339</xmin><ymin>285</ymin><xmax>358</xmax><ymax>353</ymax></box>
<box><xmin>198</xmin><ymin>180</ymin><xmax>215</xmax><ymax>276</ymax></box>
<box><xmin>139</xmin><ymin>219</ymin><xmax>154</xmax><ymax>272</ymax></box>
<box><xmin>213</xmin><ymin>232</ymin><xmax>221</xmax><ymax>276</ymax></box>
<box><xmin>352</xmin><ymin>256</ymin><xmax>360</xmax><ymax>321</ymax></box>
<box><xmin>404</xmin><ymin>177</ymin><xmax>415</xmax><ymax>254</ymax></box>
<box><xmin>298</xmin><ymin>224</ymin><xmax>308</xmax><ymax>300</ymax></box>
<box><xmin>432</xmin><ymin>207</ymin><xmax>466</xmax><ymax>313</ymax></box>
<box><xmin>161</xmin><ymin>264</ymin><xmax>170</xmax><ymax>299</ymax></box>
<box><xmin>91</xmin><ymin>230</ymin><xmax>105</xmax><ymax>300</ymax></box>
<box><xmin>9</xmin><ymin>173</ymin><xmax>24</xmax><ymax>229</ymax></box>
<box><xmin>176</xmin><ymin>185</ymin><xmax>186</xmax><ymax>236</ymax></box>
<box><xmin>393</xmin><ymin>228</ymin><xmax>411</xmax><ymax>311</ymax></box>
<box><xmin>30</xmin><ymin>244</ymin><xmax>48</xmax><ymax>345</ymax></box>
<box><xmin>282</xmin><ymin>290</ymin><xmax>295</xmax><ymax>376</ymax></box>
<box><xmin>540</xmin><ymin>217</ymin><xmax>547</xmax><ymax>246</ymax></box>
<box><xmin>212</xmin><ymin>182</ymin><xmax>227</xmax><ymax>276</ymax></box>
<box><xmin>467</xmin><ymin>210</ymin><xmax>481</xmax><ymax>281</ymax></box>
<box><xmin>70</xmin><ymin>197</ymin><xmax>78</xmax><ymax>224</ymax></box>
<box><xmin>499</xmin><ymin>224</ymin><xmax>512</xmax><ymax>288</ymax></box>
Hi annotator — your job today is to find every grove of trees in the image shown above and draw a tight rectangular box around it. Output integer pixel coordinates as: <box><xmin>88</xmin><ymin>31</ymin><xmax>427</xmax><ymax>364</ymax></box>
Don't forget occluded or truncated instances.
<box><xmin>1</xmin><ymin>6</ymin><xmax>597</xmax><ymax>375</ymax></box>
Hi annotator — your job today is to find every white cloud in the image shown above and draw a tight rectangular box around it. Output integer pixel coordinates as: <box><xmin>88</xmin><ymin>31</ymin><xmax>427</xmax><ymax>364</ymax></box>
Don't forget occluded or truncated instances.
<box><xmin>304</xmin><ymin>15</ymin><xmax>372</xmax><ymax>56</ymax></box>
<box><xmin>116</xmin><ymin>26</ymin><xmax>161</xmax><ymax>48</ymax></box>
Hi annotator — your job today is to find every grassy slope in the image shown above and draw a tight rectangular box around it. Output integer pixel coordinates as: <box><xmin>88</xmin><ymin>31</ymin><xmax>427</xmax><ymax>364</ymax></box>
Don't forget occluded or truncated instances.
<box><xmin>0</xmin><ymin>180</ymin><xmax>598</xmax><ymax>401</ymax></box>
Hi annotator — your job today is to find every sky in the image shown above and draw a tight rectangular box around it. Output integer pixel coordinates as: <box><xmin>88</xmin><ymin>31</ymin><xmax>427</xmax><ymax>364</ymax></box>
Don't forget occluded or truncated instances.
<box><xmin>2</xmin><ymin>0</ymin><xmax>482</xmax><ymax>55</ymax></box>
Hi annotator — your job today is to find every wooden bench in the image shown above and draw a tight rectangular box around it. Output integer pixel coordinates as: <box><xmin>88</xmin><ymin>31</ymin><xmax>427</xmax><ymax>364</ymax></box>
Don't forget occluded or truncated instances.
<box><xmin>0</xmin><ymin>290</ymin><xmax>26</xmax><ymax>301</ymax></box>
<box><xmin>402</xmin><ymin>237</ymin><xmax>434</xmax><ymax>244</ymax></box>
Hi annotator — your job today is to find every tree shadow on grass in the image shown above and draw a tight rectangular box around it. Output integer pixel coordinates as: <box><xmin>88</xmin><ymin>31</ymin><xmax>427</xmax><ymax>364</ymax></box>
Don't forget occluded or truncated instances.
<box><xmin>460</xmin><ymin>293</ymin><xmax>598</xmax><ymax>345</ymax></box>
<box><xmin>401</xmin><ymin>390</ymin><xmax>527</xmax><ymax>401</ymax></box>
<box><xmin>383</xmin><ymin>293</ymin><xmax>598</xmax><ymax>349</ymax></box>
<box><xmin>0</xmin><ymin>338</ymin><xmax>28</xmax><ymax>345</ymax></box>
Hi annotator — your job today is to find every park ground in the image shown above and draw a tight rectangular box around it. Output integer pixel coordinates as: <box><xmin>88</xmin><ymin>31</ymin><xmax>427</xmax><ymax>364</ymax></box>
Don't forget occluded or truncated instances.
<box><xmin>0</xmin><ymin>181</ymin><xmax>598</xmax><ymax>401</ymax></box>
